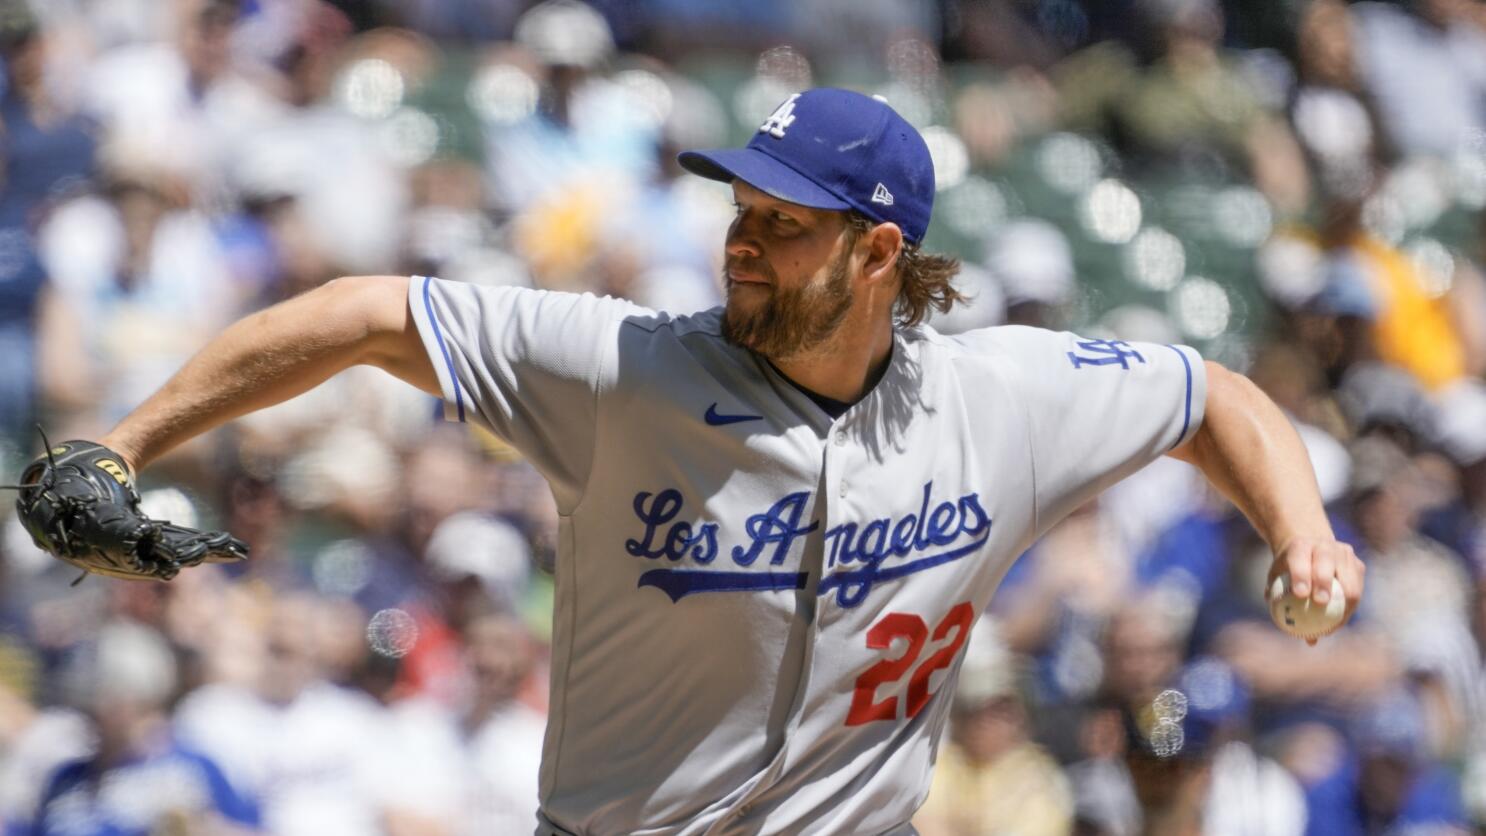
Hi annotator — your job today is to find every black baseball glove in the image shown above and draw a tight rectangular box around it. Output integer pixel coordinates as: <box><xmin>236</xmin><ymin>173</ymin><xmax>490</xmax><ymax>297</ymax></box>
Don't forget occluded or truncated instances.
<box><xmin>14</xmin><ymin>440</ymin><xmax>248</xmax><ymax>582</ymax></box>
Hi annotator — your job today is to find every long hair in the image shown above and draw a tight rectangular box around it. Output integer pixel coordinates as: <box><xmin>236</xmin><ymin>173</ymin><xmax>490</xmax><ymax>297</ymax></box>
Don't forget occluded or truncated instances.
<box><xmin>845</xmin><ymin>213</ymin><xmax>965</xmax><ymax>327</ymax></box>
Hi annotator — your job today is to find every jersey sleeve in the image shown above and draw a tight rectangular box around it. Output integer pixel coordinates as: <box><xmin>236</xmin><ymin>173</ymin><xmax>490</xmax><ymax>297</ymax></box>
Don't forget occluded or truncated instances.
<box><xmin>963</xmin><ymin>326</ymin><xmax>1206</xmax><ymax>537</ymax></box>
<box><xmin>407</xmin><ymin>275</ymin><xmax>644</xmax><ymax>511</ymax></box>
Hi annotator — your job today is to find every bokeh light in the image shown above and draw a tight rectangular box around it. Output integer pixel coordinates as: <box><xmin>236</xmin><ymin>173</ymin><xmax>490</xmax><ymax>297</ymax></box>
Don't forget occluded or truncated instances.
<box><xmin>614</xmin><ymin>69</ymin><xmax>674</xmax><ymax>130</ymax></box>
<box><xmin>733</xmin><ymin>76</ymin><xmax>799</xmax><ymax>131</ymax></box>
<box><xmin>1452</xmin><ymin>145</ymin><xmax>1486</xmax><ymax>209</ymax></box>
<box><xmin>1148</xmin><ymin>717</ymin><xmax>1186</xmax><ymax>759</ymax></box>
<box><xmin>1171</xmin><ymin>277</ymin><xmax>1232</xmax><ymax>339</ymax></box>
<box><xmin>870</xmin><ymin>82</ymin><xmax>934</xmax><ymax>127</ymax></box>
<box><xmin>335</xmin><ymin>58</ymin><xmax>405</xmax><ymax>120</ymax></box>
<box><xmin>1362</xmin><ymin>192</ymin><xmax>1407</xmax><ymax>245</ymax></box>
<box><xmin>467</xmin><ymin>64</ymin><xmax>539</xmax><ymax>125</ymax></box>
<box><xmin>1152</xmin><ymin>688</ymin><xmax>1189</xmax><ymax>723</ymax></box>
<box><xmin>1211</xmin><ymin>186</ymin><xmax>1273</xmax><ymax>248</ymax></box>
<box><xmin>1036</xmin><ymin>133</ymin><xmax>1103</xmax><ymax>195</ymax></box>
<box><xmin>1406</xmin><ymin>238</ymin><xmax>1456</xmax><ymax>298</ymax></box>
<box><xmin>939</xmin><ymin>176</ymin><xmax>1009</xmax><ymax>240</ymax></box>
<box><xmin>1081</xmin><ymin>179</ymin><xmax>1142</xmax><ymax>244</ymax></box>
<box><xmin>379</xmin><ymin>108</ymin><xmax>441</xmax><ymax>167</ymax></box>
<box><xmin>366</xmin><ymin>608</ymin><xmax>419</xmax><ymax>658</ymax></box>
<box><xmin>1123</xmin><ymin>227</ymin><xmax>1186</xmax><ymax>291</ymax></box>
<box><xmin>922</xmin><ymin>126</ymin><xmax>969</xmax><ymax>191</ymax></box>
<box><xmin>313</xmin><ymin>540</ymin><xmax>374</xmax><ymax>598</ymax></box>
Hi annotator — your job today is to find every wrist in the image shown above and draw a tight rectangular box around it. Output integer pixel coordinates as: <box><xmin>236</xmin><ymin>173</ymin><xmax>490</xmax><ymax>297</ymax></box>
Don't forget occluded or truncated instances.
<box><xmin>98</xmin><ymin>432</ymin><xmax>142</xmax><ymax>477</ymax></box>
<box><xmin>1272</xmin><ymin>529</ymin><xmax>1337</xmax><ymax>555</ymax></box>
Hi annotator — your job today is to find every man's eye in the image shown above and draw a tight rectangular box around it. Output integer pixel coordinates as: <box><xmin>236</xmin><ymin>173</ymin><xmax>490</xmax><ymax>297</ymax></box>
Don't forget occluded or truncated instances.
<box><xmin>772</xmin><ymin>212</ymin><xmax>797</xmax><ymax>224</ymax></box>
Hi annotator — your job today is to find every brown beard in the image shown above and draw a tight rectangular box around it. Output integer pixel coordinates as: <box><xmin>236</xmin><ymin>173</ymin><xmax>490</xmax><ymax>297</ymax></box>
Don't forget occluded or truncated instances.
<box><xmin>721</xmin><ymin>249</ymin><xmax>854</xmax><ymax>360</ymax></box>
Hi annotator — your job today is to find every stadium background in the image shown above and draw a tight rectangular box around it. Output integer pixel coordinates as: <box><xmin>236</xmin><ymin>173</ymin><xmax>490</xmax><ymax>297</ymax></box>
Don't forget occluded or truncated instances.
<box><xmin>1</xmin><ymin>0</ymin><xmax>1485</xmax><ymax>833</ymax></box>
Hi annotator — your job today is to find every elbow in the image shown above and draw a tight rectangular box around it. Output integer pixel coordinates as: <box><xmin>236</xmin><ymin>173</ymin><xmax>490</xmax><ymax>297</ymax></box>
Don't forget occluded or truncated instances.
<box><xmin>325</xmin><ymin>275</ymin><xmax>438</xmax><ymax>393</ymax></box>
<box><xmin>1203</xmin><ymin>360</ymin><xmax>1273</xmax><ymax>416</ymax></box>
<box><xmin>1203</xmin><ymin>360</ymin><xmax>1239</xmax><ymax>403</ymax></box>
<box><xmin>1170</xmin><ymin>361</ymin><xmax>1245</xmax><ymax>465</ymax></box>
<box><xmin>319</xmin><ymin>275</ymin><xmax>413</xmax><ymax>344</ymax></box>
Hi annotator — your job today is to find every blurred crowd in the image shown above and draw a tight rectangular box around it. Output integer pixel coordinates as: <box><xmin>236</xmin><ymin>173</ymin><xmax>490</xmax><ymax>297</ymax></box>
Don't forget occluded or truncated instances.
<box><xmin>0</xmin><ymin>0</ymin><xmax>1485</xmax><ymax>833</ymax></box>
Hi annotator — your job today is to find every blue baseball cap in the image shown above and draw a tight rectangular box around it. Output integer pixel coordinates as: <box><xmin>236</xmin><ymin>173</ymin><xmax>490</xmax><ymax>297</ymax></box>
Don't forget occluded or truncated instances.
<box><xmin>678</xmin><ymin>88</ymin><xmax>936</xmax><ymax>243</ymax></box>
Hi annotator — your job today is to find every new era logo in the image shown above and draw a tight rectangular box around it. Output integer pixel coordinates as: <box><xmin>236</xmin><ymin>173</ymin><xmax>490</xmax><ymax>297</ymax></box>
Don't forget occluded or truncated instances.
<box><xmin>871</xmin><ymin>183</ymin><xmax>894</xmax><ymax>206</ymax></box>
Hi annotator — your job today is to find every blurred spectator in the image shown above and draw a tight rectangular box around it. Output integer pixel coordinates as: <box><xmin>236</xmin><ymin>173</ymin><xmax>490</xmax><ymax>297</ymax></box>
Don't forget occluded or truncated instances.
<box><xmin>1335</xmin><ymin>362</ymin><xmax>1436</xmax><ymax>452</ymax></box>
<box><xmin>1344</xmin><ymin>436</ymin><xmax>1480</xmax><ymax>757</ymax></box>
<box><xmin>80</xmin><ymin>0</ymin><xmax>282</xmax><ymax>207</ymax></box>
<box><xmin>1270</xmin><ymin>209</ymin><xmax>1475</xmax><ymax>392</ymax></box>
<box><xmin>0</xmin><ymin>635</ymin><xmax>88</xmax><ymax>834</ymax></box>
<box><xmin>1069</xmin><ymin>656</ymin><xmax>1306</xmax><ymax>835</ymax></box>
<box><xmin>985</xmin><ymin>218</ymin><xmax>1073</xmax><ymax>329</ymax></box>
<box><xmin>36</xmin><ymin>176</ymin><xmax>237</xmax><ymax>427</ymax></box>
<box><xmin>455</xmin><ymin>613</ymin><xmax>545</xmax><ymax>834</ymax></box>
<box><xmin>992</xmin><ymin>503</ymin><xmax>1140</xmax><ymax>711</ymax></box>
<box><xmin>423</xmin><ymin>509</ymin><xmax>533</xmax><ymax>618</ymax></box>
<box><xmin>1307</xmin><ymin>689</ymin><xmax>1472</xmax><ymax>835</ymax></box>
<box><xmin>1347</xmin><ymin>437</ymin><xmax>1473</xmax><ymax>653</ymax></box>
<box><xmin>1134</xmin><ymin>658</ymin><xmax>1303</xmax><ymax>836</ymax></box>
<box><xmin>0</xmin><ymin>6</ymin><xmax>96</xmax><ymax>218</ymax></box>
<box><xmin>28</xmin><ymin>620</ymin><xmax>260</xmax><ymax>835</ymax></box>
<box><xmin>1351</xmin><ymin>0</ymin><xmax>1486</xmax><ymax>160</ymax></box>
<box><xmin>916</xmin><ymin>620</ymin><xmax>1073</xmax><ymax>836</ymax></box>
<box><xmin>1053</xmin><ymin>0</ymin><xmax>1310</xmax><ymax>213</ymax></box>
<box><xmin>482</xmin><ymin>0</ymin><xmax>656</xmax><ymax>225</ymax></box>
<box><xmin>1423</xmin><ymin>380</ymin><xmax>1486</xmax><ymax>569</ymax></box>
<box><xmin>0</xmin><ymin>0</ymin><xmax>1483</xmax><ymax>832</ymax></box>
<box><xmin>1286</xmin><ymin>0</ymin><xmax>1388</xmax><ymax>203</ymax></box>
<box><xmin>1098</xmin><ymin>598</ymin><xmax>1186</xmax><ymax>714</ymax></box>
<box><xmin>390</xmin><ymin>0</ymin><xmax>523</xmax><ymax>43</ymax></box>
<box><xmin>173</xmin><ymin>594</ymin><xmax>395</xmax><ymax>836</ymax></box>
<box><xmin>304</xmin><ymin>615</ymin><xmax>547</xmax><ymax>834</ymax></box>
<box><xmin>0</xmin><ymin>6</ymin><xmax>96</xmax><ymax>446</ymax></box>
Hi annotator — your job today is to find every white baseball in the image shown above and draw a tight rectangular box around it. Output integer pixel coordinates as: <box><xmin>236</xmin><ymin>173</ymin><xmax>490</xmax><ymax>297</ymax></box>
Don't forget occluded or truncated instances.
<box><xmin>1268</xmin><ymin>574</ymin><xmax>1346</xmax><ymax>640</ymax></box>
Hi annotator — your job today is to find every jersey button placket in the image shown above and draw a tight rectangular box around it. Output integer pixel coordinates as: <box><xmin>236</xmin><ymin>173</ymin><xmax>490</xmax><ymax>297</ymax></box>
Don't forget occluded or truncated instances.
<box><xmin>828</xmin><ymin>422</ymin><xmax>849</xmax><ymax>498</ymax></box>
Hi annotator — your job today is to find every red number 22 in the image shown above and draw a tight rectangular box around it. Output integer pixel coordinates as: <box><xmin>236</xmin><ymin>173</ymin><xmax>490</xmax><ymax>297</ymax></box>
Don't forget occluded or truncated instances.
<box><xmin>846</xmin><ymin>602</ymin><xmax>975</xmax><ymax>726</ymax></box>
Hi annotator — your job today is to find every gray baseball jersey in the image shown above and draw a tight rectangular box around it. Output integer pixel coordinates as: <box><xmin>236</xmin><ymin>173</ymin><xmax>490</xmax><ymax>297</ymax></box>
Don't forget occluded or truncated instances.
<box><xmin>408</xmin><ymin>275</ymin><xmax>1207</xmax><ymax>836</ymax></box>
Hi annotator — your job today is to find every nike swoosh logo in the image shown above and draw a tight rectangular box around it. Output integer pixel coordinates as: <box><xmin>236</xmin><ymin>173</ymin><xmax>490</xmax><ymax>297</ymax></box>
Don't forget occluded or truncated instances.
<box><xmin>704</xmin><ymin>403</ymin><xmax>763</xmax><ymax>426</ymax></box>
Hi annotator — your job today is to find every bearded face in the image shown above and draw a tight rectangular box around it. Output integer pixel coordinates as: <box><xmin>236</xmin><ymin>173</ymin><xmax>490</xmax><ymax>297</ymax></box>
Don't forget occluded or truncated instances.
<box><xmin>721</xmin><ymin>244</ymin><xmax>855</xmax><ymax>361</ymax></box>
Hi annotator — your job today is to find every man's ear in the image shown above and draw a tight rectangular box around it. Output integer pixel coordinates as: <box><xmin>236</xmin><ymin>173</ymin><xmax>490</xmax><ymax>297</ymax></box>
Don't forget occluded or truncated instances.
<box><xmin>860</xmin><ymin>222</ymin><xmax>904</xmax><ymax>285</ymax></box>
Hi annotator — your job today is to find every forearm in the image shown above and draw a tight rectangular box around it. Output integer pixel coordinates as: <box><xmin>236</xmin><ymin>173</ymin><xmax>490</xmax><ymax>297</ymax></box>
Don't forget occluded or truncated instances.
<box><xmin>100</xmin><ymin>276</ymin><xmax>435</xmax><ymax>471</ymax></box>
<box><xmin>1172</xmin><ymin>362</ymin><xmax>1332</xmax><ymax>551</ymax></box>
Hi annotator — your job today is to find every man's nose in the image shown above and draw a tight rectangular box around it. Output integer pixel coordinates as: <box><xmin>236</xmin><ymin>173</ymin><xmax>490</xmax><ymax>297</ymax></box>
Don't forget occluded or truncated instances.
<box><xmin>725</xmin><ymin>213</ymin><xmax>762</xmax><ymax>259</ymax></box>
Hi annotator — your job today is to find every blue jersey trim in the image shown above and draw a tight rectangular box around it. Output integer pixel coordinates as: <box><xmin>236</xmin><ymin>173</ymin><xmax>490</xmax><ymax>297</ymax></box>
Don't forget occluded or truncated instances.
<box><xmin>638</xmin><ymin>569</ymin><xmax>808</xmax><ymax>602</ymax></box>
<box><xmin>1163</xmin><ymin>345</ymin><xmax>1193</xmax><ymax>450</ymax></box>
<box><xmin>422</xmin><ymin>276</ymin><xmax>466</xmax><ymax>423</ymax></box>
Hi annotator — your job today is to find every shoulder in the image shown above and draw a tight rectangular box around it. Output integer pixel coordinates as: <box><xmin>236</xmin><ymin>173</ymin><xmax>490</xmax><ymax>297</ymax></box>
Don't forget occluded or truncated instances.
<box><xmin>927</xmin><ymin>323</ymin><xmax>1087</xmax><ymax>370</ymax></box>
<box><xmin>418</xmin><ymin>279</ymin><xmax>737</xmax><ymax>355</ymax></box>
<box><xmin>611</xmin><ymin>305</ymin><xmax>754</xmax><ymax>374</ymax></box>
<box><xmin>618</xmin><ymin>305</ymin><xmax>724</xmax><ymax>339</ymax></box>
<box><xmin>416</xmin><ymin>277</ymin><xmax>651</xmax><ymax>319</ymax></box>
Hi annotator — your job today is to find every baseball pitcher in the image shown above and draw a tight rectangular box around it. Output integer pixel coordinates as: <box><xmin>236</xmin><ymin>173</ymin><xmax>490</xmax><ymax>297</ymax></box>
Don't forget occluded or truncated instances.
<box><xmin>16</xmin><ymin>88</ymin><xmax>1364</xmax><ymax>835</ymax></box>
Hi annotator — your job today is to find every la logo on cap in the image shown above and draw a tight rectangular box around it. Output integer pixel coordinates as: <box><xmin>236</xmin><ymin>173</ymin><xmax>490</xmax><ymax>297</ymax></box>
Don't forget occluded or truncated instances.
<box><xmin>759</xmin><ymin>94</ymin><xmax>801</xmax><ymax>139</ymax></box>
